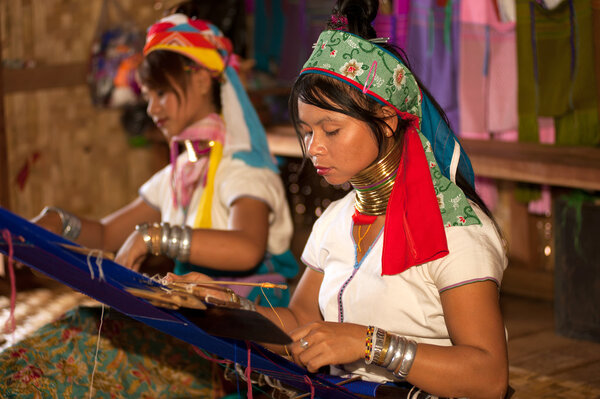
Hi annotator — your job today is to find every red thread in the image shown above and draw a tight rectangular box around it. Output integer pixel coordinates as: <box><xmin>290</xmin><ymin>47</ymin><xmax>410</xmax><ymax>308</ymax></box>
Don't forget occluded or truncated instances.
<box><xmin>303</xmin><ymin>375</ymin><xmax>315</xmax><ymax>399</ymax></box>
<box><xmin>192</xmin><ymin>346</ymin><xmax>233</xmax><ymax>365</ymax></box>
<box><xmin>246</xmin><ymin>341</ymin><xmax>253</xmax><ymax>399</ymax></box>
<box><xmin>2</xmin><ymin>229</ymin><xmax>17</xmax><ymax>333</ymax></box>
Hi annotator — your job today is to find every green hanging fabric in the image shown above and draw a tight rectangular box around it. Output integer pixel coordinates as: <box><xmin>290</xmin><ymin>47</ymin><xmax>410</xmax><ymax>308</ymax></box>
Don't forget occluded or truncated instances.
<box><xmin>559</xmin><ymin>190</ymin><xmax>599</xmax><ymax>256</ymax></box>
<box><xmin>516</xmin><ymin>0</ymin><xmax>599</xmax><ymax>145</ymax></box>
<box><xmin>443</xmin><ymin>0</ymin><xmax>453</xmax><ymax>53</ymax></box>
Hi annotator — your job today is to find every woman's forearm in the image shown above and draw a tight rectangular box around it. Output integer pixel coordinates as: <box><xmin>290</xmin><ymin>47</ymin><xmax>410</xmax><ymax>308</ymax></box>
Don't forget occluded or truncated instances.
<box><xmin>404</xmin><ymin>343</ymin><xmax>508</xmax><ymax>399</ymax></box>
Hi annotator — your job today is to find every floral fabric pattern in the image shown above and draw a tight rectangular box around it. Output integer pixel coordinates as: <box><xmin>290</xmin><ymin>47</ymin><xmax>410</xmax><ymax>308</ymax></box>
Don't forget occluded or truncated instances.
<box><xmin>0</xmin><ymin>306</ymin><xmax>215</xmax><ymax>398</ymax></box>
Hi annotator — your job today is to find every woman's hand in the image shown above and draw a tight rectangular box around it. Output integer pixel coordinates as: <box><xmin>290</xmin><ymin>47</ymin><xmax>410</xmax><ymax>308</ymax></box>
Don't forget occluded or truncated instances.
<box><xmin>114</xmin><ymin>230</ymin><xmax>148</xmax><ymax>271</ymax></box>
<box><xmin>165</xmin><ymin>272</ymin><xmax>234</xmax><ymax>303</ymax></box>
<box><xmin>165</xmin><ymin>272</ymin><xmax>214</xmax><ymax>284</ymax></box>
<box><xmin>288</xmin><ymin>321</ymin><xmax>367</xmax><ymax>373</ymax></box>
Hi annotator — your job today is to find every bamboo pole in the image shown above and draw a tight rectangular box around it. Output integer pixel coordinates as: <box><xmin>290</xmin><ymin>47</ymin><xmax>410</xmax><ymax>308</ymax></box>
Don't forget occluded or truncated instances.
<box><xmin>0</xmin><ymin>22</ymin><xmax>10</xmax><ymax>210</ymax></box>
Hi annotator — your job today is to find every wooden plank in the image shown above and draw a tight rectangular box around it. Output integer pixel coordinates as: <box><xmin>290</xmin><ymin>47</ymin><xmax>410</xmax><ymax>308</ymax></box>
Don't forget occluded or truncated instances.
<box><xmin>462</xmin><ymin>139</ymin><xmax>600</xmax><ymax>192</ymax></box>
<box><xmin>267</xmin><ymin>125</ymin><xmax>302</xmax><ymax>157</ymax></box>
<box><xmin>508</xmin><ymin>330</ymin><xmax>600</xmax><ymax>377</ymax></box>
<box><xmin>2</xmin><ymin>63</ymin><xmax>87</xmax><ymax>94</ymax></box>
<box><xmin>501</xmin><ymin>265</ymin><xmax>554</xmax><ymax>302</ymax></box>
<box><xmin>266</xmin><ymin>127</ymin><xmax>600</xmax><ymax>191</ymax></box>
<box><xmin>0</xmin><ymin>29</ymin><xmax>10</xmax><ymax>209</ymax></box>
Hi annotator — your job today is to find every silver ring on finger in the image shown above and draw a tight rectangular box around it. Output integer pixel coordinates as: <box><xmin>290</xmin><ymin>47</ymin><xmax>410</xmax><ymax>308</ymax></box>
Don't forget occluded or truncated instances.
<box><xmin>300</xmin><ymin>337</ymin><xmax>309</xmax><ymax>349</ymax></box>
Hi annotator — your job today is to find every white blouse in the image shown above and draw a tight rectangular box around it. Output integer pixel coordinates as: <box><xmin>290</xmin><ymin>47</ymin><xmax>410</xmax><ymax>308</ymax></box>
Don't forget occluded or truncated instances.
<box><xmin>301</xmin><ymin>191</ymin><xmax>507</xmax><ymax>382</ymax></box>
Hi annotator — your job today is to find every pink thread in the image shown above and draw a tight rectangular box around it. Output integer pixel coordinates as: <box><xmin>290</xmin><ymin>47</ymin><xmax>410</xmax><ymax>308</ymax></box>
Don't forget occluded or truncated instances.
<box><xmin>246</xmin><ymin>341</ymin><xmax>253</xmax><ymax>399</ymax></box>
<box><xmin>363</xmin><ymin>60</ymin><xmax>378</xmax><ymax>94</ymax></box>
<box><xmin>303</xmin><ymin>375</ymin><xmax>315</xmax><ymax>399</ymax></box>
<box><xmin>2</xmin><ymin>229</ymin><xmax>17</xmax><ymax>334</ymax></box>
<box><xmin>192</xmin><ymin>346</ymin><xmax>233</xmax><ymax>364</ymax></box>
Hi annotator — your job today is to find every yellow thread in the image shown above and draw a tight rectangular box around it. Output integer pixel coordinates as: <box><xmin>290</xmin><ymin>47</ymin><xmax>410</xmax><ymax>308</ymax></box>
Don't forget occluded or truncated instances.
<box><xmin>356</xmin><ymin>224</ymin><xmax>372</xmax><ymax>253</ymax></box>
<box><xmin>260</xmin><ymin>286</ymin><xmax>291</xmax><ymax>357</ymax></box>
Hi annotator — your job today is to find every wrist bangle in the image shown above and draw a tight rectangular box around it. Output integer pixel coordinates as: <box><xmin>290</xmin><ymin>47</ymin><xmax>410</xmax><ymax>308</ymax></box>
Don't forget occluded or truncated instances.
<box><xmin>365</xmin><ymin>326</ymin><xmax>375</xmax><ymax>363</ymax></box>
<box><xmin>135</xmin><ymin>223</ymin><xmax>152</xmax><ymax>253</ymax></box>
<box><xmin>382</xmin><ymin>333</ymin><xmax>398</xmax><ymax>368</ymax></box>
<box><xmin>387</xmin><ymin>336</ymin><xmax>406</xmax><ymax>373</ymax></box>
<box><xmin>42</xmin><ymin>206</ymin><xmax>82</xmax><ymax>240</ymax></box>
<box><xmin>177</xmin><ymin>225</ymin><xmax>192</xmax><ymax>262</ymax></box>
<box><xmin>394</xmin><ymin>339</ymin><xmax>417</xmax><ymax>380</ymax></box>
<box><xmin>371</xmin><ymin>327</ymin><xmax>387</xmax><ymax>366</ymax></box>
<box><xmin>149</xmin><ymin>223</ymin><xmax>162</xmax><ymax>256</ymax></box>
<box><xmin>167</xmin><ymin>225</ymin><xmax>182</xmax><ymax>259</ymax></box>
<box><xmin>159</xmin><ymin>222</ymin><xmax>171</xmax><ymax>254</ymax></box>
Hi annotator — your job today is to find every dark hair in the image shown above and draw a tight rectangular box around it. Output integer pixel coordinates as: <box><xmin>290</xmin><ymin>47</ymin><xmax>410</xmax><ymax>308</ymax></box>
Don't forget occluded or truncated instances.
<box><xmin>137</xmin><ymin>51</ymin><xmax>221</xmax><ymax>113</ymax></box>
<box><xmin>289</xmin><ymin>0</ymin><xmax>496</xmax><ymax>221</ymax></box>
<box><xmin>167</xmin><ymin>0</ymin><xmax>247</xmax><ymax>56</ymax></box>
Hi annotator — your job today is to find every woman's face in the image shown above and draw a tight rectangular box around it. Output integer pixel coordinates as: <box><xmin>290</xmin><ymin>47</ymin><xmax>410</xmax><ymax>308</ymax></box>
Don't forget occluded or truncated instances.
<box><xmin>297</xmin><ymin>101</ymin><xmax>381</xmax><ymax>186</ymax></box>
<box><xmin>142</xmin><ymin>69</ymin><xmax>212</xmax><ymax>140</ymax></box>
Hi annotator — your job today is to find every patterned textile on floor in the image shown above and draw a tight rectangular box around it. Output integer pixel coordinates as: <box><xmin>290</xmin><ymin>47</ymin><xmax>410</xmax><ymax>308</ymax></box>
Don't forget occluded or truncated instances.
<box><xmin>0</xmin><ymin>306</ymin><xmax>216</xmax><ymax>398</ymax></box>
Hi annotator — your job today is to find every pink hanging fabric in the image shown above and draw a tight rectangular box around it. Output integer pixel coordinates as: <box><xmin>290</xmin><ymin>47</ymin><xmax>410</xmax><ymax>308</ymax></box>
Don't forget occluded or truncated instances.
<box><xmin>373</xmin><ymin>0</ymin><xmax>411</xmax><ymax>50</ymax></box>
<box><xmin>458</xmin><ymin>0</ymin><xmax>518</xmax><ymax>137</ymax></box>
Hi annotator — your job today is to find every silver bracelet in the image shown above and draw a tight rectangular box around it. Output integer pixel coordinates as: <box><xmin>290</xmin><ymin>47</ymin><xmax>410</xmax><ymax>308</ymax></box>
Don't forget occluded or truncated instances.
<box><xmin>159</xmin><ymin>222</ymin><xmax>171</xmax><ymax>254</ymax></box>
<box><xmin>42</xmin><ymin>206</ymin><xmax>81</xmax><ymax>240</ymax></box>
<box><xmin>177</xmin><ymin>225</ymin><xmax>192</xmax><ymax>262</ymax></box>
<box><xmin>167</xmin><ymin>225</ymin><xmax>182</xmax><ymax>259</ymax></box>
<box><xmin>394</xmin><ymin>339</ymin><xmax>418</xmax><ymax>380</ymax></box>
<box><xmin>371</xmin><ymin>327</ymin><xmax>387</xmax><ymax>366</ymax></box>
<box><xmin>135</xmin><ymin>223</ymin><xmax>152</xmax><ymax>253</ymax></box>
<box><xmin>387</xmin><ymin>336</ymin><xmax>407</xmax><ymax>373</ymax></box>
<box><xmin>382</xmin><ymin>333</ymin><xmax>398</xmax><ymax>368</ymax></box>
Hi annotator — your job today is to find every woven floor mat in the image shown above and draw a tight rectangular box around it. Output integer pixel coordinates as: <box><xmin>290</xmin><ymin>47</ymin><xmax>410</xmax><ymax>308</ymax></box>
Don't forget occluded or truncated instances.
<box><xmin>509</xmin><ymin>366</ymin><xmax>600</xmax><ymax>398</ymax></box>
<box><xmin>0</xmin><ymin>285</ymin><xmax>96</xmax><ymax>352</ymax></box>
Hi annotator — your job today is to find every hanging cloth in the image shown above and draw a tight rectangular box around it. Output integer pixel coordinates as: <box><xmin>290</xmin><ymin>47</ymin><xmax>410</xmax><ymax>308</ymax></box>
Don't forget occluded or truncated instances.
<box><xmin>405</xmin><ymin>0</ymin><xmax>461</xmax><ymax>132</ymax></box>
<box><xmin>516</xmin><ymin>0</ymin><xmax>599</xmax><ymax>145</ymax></box>
<box><xmin>592</xmin><ymin>0</ymin><xmax>600</xmax><ymax>121</ymax></box>
<box><xmin>459</xmin><ymin>0</ymin><xmax>518</xmax><ymax>137</ymax></box>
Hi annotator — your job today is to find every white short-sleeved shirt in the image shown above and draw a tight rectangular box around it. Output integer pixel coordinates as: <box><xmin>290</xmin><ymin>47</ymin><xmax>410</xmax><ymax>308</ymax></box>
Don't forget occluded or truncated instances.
<box><xmin>301</xmin><ymin>191</ymin><xmax>507</xmax><ymax>382</ymax></box>
<box><xmin>139</xmin><ymin>154</ymin><xmax>293</xmax><ymax>256</ymax></box>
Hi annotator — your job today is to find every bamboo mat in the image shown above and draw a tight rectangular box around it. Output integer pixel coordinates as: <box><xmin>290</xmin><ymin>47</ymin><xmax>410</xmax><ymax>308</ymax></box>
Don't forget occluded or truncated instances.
<box><xmin>509</xmin><ymin>365</ymin><xmax>600</xmax><ymax>398</ymax></box>
<box><xmin>0</xmin><ymin>285</ymin><xmax>96</xmax><ymax>352</ymax></box>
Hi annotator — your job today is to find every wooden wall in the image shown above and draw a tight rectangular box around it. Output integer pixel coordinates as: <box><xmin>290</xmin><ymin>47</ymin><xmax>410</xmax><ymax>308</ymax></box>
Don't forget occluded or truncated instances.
<box><xmin>1</xmin><ymin>0</ymin><xmax>167</xmax><ymax>219</ymax></box>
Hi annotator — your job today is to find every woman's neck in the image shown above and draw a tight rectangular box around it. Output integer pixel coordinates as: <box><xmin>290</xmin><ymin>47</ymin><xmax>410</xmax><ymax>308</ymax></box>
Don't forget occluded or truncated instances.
<box><xmin>349</xmin><ymin>138</ymin><xmax>402</xmax><ymax>216</ymax></box>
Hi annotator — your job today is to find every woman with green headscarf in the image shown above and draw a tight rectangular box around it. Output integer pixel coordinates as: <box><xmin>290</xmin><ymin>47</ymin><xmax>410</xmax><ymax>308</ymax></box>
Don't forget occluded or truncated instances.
<box><xmin>172</xmin><ymin>0</ymin><xmax>509</xmax><ymax>397</ymax></box>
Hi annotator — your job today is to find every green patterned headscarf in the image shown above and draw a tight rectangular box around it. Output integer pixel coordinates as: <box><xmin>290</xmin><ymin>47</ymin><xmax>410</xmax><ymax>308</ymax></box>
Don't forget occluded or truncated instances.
<box><xmin>300</xmin><ymin>30</ymin><xmax>481</xmax><ymax>275</ymax></box>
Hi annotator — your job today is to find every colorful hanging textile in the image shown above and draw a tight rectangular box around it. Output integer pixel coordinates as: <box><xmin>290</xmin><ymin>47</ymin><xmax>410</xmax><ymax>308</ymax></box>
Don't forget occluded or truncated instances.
<box><xmin>459</xmin><ymin>0</ymin><xmax>518</xmax><ymax>137</ymax></box>
<box><xmin>405</xmin><ymin>0</ymin><xmax>461</xmax><ymax>132</ymax></box>
<box><xmin>373</xmin><ymin>0</ymin><xmax>411</xmax><ymax>50</ymax></box>
<box><xmin>496</xmin><ymin>0</ymin><xmax>517</xmax><ymax>22</ymax></box>
<box><xmin>253</xmin><ymin>0</ymin><xmax>285</xmax><ymax>73</ymax></box>
<box><xmin>593</xmin><ymin>0</ymin><xmax>600</xmax><ymax>121</ymax></box>
<box><xmin>516</xmin><ymin>0</ymin><xmax>599</xmax><ymax>145</ymax></box>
